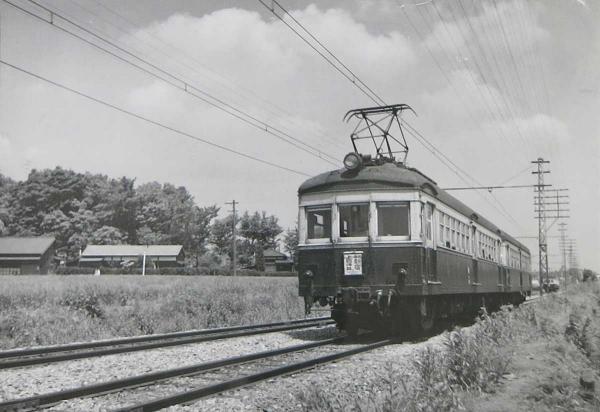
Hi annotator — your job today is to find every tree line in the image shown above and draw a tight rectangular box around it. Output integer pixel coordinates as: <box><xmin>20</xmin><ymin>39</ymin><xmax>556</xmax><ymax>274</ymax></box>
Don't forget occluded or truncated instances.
<box><xmin>0</xmin><ymin>167</ymin><xmax>298</xmax><ymax>270</ymax></box>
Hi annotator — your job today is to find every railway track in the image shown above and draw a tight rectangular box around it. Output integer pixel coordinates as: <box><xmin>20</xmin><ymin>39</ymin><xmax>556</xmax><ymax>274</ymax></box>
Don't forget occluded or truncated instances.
<box><xmin>0</xmin><ymin>317</ymin><xmax>334</xmax><ymax>370</ymax></box>
<box><xmin>0</xmin><ymin>298</ymin><xmax>546</xmax><ymax>411</ymax></box>
<box><xmin>0</xmin><ymin>335</ymin><xmax>391</xmax><ymax>411</ymax></box>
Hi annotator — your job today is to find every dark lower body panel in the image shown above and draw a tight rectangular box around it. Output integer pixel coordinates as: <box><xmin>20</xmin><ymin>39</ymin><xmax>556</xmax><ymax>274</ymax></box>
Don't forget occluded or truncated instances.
<box><xmin>298</xmin><ymin>245</ymin><xmax>531</xmax><ymax>336</ymax></box>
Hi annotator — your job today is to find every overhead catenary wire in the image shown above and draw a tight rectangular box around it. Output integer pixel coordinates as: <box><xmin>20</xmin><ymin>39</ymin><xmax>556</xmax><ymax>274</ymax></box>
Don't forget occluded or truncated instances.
<box><xmin>0</xmin><ymin>58</ymin><xmax>311</xmax><ymax>177</ymax></box>
<box><xmin>441</xmin><ymin>0</ymin><xmax>535</xmax><ymax>157</ymax></box>
<box><xmin>257</xmin><ymin>0</ymin><xmax>384</xmax><ymax>106</ymax></box>
<box><xmin>456</xmin><ymin>0</ymin><xmax>538</xmax><ymax>153</ymax></box>
<box><xmin>442</xmin><ymin>184</ymin><xmax>544</xmax><ymax>191</ymax></box>
<box><xmin>498</xmin><ymin>165</ymin><xmax>533</xmax><ymax>186</ymax></box>
<box><xmin>74</xmin><ymin>0</ymin><xmax>347</xmax><ymax>152</ymax></box>
<box><xmin>6</xmin><ymin>0</ymin><xmax>339</xmax><ymax>166</ymax></box>
<box><xmin>265</xmin><ymin>0</ymin><xmax>385</xmax><ymax>106</ymax></box>
<box><xmin>401</xmin><ymin>1</ymin><xmax>530</xmax><ymax>165</ymax></box>
<box><xmin>422</xmin><ymin>1</ymin><xmax>519</xmax><ymax>149</ymax></box>
<box><xmin>262</xmin><ymin>0</ymin><xmax>524</xmax><ymax>230</ymax></box>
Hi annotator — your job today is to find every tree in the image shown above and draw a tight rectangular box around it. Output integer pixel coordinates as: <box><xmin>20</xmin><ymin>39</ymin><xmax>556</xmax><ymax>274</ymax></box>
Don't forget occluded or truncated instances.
<box><xmin>209</xmin><ymin>214</ymin><xmax>235</xmax><ymax>258</ymax></box>
<box><xmin>90</xmin><ymin>226</ymin><xmax>126</xmax><ymax>245</ymax></box>
<box><xmin>111</xmin><ymin>177</ymin><xmax>138</xmax><ymax>243</ymax></box>
<box><xmin>0</xmin><ymin>167</ymin><xmax>219</xmax><ymax>266</ymax></box>
<box><xmin>189</xmin><ymin>205</ymin><xmax>219</xmax><ymax>264</ymax></box>
<box><xmin>135</xmin><ymin>182</ymin><xmax>218</xmax><ymax>263</ymax></box>
<box><xmin>583</xmin><ymin>269</ymin><xmax>598</xmax><ymax>282</ymax></box>
<box><xmin>283</xmin><ymin>225</ymin><xmax>299</xmax><ymax>262</ymax></box>
<box><xmin>239</xmin><ymin>211</ymin><xmax>282</xmax><ymax>271</ymax></box>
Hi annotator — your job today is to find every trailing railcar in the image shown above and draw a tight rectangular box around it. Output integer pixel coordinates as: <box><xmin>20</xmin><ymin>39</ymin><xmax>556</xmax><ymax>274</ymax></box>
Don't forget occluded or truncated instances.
<box><xmin>297</xmin><ymin>157</ymin><xmax>531</xmax><ymax>336</ymax></box>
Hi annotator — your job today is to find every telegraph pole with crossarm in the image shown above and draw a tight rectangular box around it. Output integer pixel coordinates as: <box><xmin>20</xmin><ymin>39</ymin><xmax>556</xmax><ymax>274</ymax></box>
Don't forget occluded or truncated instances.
<box><xmin>226</xmin><ymin>200</ymin><xmax>238</xmax><ymax>276</ymax></box>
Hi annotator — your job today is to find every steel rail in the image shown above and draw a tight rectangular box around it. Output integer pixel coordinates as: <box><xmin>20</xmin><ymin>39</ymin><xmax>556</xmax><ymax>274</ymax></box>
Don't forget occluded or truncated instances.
<box><xmin>0</xmin><ymin>337</ymin><xmax>344</xmax><ymax>412</ymax></box>
<box><xmin>114</xmin><ymin>338</ymin><xmax>393</xmax><ymax>412</ymax></box>
<box><xmin>0</xmin><ymin>319</ymin><xmax>334</xmax><ymax>370</ymax></box>
<box><xmin>0</xmin><ymin>316</ymin><xmax>331</xmax><ymax>359</ymax></box>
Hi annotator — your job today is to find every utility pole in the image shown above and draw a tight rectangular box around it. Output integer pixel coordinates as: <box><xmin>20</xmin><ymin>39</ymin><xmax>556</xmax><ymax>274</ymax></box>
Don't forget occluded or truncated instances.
<box><xmin>532</xmin><ymin>158</ymin><xmax>550</xmax><ymax>295</ymax></box>
<box><xmin>225</xmin><ymin>200</ymin><xmax>238</xmax><ymax>276</ymax></box>
<box><xmin>558</xmin><ymin>223</ymin><xmax>568</xmax><ymax>291</ymax></box>
<box><xmin>564</xmin><ymin>239</ymin><xmax>578</xmax><ymax>283</ymax></box>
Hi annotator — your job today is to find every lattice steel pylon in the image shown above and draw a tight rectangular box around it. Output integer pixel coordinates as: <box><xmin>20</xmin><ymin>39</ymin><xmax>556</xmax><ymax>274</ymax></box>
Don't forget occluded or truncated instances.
<box><xmin>532</xmin><ymin>158</ymin><xmax>550</xmax><ymax>295</ymax></box>
<box><xmin>343</xmin><ymin>104</ymin><xmax>416</xmax><ymax>164</ymax></box>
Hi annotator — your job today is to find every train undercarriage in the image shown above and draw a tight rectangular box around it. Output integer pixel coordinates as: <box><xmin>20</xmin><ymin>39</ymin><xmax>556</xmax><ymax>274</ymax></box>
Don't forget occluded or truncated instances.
<box><xmin>307</xmin><ymin>289</ymin><xmax>527</xmax><ymax>338</ymax></box>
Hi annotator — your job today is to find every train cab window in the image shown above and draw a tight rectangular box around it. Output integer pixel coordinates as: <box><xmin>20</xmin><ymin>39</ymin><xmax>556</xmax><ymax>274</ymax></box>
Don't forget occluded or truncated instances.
<box><xmin>339</xmin><ymin>204</ymin><xmax>369</xmax><ymax>237</ymax></box>
<box><xmin>377</xmin><ymin>203</ymin><xmax>410</xmax><ymax>237</ymax></box>
<box><xmin>306</xmin><ymin>208</ymin><xmax>331</xmax><ymax>239</ymax></box>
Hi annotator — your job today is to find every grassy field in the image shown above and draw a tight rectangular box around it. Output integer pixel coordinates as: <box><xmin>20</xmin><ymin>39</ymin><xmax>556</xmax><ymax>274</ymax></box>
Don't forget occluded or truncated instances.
<box><xmin>0</xmin><ymin>275</ymin><xmax>305</xmax><ymax>349</ymax></box>
<box><xmin>299</xmin><ymin>283</ymin><xmax>600</xmax><ymax>411</ymax></box>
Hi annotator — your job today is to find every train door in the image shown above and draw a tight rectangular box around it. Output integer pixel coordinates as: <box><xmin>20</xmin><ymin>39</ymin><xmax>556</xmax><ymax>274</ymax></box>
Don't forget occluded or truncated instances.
<box><xmin>471</xmin><ymin>225</ymin><xmax>478</xmax><ymax>285</ymax></box>
<box><xmin>519</xmin><ymin>250</ymin><xmax>523</xmax><ymax>291</ymax></box>
<box><xmin>422</xmin><ymin>203</ymin><xmax>436</xmax><ymax>282</ymax></box>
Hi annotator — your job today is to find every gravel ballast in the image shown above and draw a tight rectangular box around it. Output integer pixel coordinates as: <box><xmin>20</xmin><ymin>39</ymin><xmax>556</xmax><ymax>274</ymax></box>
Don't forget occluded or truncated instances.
<box><xmin>1</xmin><ymin>325</ymin><xmax>449</xmax><ymax>411</ymax></box>
<box><xmin>0</xmin><ymin>325</ymin><xmax>339</xmax><ymax>403</ymax></box>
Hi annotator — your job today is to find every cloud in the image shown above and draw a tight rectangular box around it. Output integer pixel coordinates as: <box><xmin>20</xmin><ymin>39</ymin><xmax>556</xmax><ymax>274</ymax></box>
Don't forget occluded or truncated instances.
<box><xmin>123</xmin><ymin>6</ymin><xmax>416</xmax><ymax>123</ymax></box>
<box><xmin>1</xmin><ymin>1</ymin><xmax>597</xmax><ymax>268</ymax></box>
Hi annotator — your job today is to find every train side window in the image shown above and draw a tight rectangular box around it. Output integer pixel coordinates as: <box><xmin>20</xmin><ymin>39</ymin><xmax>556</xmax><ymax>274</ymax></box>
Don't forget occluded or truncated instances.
<box><xmin>377</xmin><ymin>203</ymin><xmax>410</xmax><ymax>237</ymax></box>
<box><xmin>339</xmin><ymin>204</ymin><xmax>369</xmax><ymax>237</ymax></box>
<box><xmin>306</xmin><ymin>208</ymin><xmax>331</xmax><ymax>239</ymax></box>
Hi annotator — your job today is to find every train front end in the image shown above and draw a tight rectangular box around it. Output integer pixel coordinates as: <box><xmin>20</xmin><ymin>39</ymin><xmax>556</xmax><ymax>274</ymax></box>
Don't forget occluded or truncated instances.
<box><xmin>296</xmin><ymin>159</ymin><xmax>437</xmax><ymax>333</ymax></box>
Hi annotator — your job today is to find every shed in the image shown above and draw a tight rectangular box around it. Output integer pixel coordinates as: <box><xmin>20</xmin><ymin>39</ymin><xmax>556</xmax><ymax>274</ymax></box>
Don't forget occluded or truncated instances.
<box><xmin>0</xmin><ymin>236</ymin><xmax>56</xmax><ymax>275</ymax></box>
<box><xmin>79</xmin><ymin>244</ymin><xmax>184</xmax><ymax>268</ymax></box>
<box><xmin>263</xmin><ymin>249</ymin><xmax>294</xmax><ymax>272</ymax></box>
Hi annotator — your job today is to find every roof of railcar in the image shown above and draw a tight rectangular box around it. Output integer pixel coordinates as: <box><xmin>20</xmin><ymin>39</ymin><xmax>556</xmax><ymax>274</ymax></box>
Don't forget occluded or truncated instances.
<box><xmin>298</xmin><ymin>162</ymin><xmax>529</xmax><ymax>253</ymax></box>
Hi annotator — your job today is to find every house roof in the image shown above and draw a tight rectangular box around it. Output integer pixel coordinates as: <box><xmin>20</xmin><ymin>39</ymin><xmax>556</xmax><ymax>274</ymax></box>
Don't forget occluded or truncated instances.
<box><xmin>263</xmin><ymin>249</ymin><xmax>287</xmax><ymax>258</ymax></box>
<box><xmin>0</xmin><ymin>237</ymin><xmax>56</xmax><ymax>256</ymax></box>
<box><xmin>81</xmin><ymin>244</ymin><xmax>183</xmax><ymax>257</ymax></box>
<box><xmin>299</xmin><ymin>162</ymin><xmax>529</xmax><ymax>253</ymax></box>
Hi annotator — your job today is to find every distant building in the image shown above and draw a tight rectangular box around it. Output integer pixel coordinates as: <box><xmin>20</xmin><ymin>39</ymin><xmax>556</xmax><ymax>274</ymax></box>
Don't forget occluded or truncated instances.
<box><xmin>263</xmin><ymin>249</ymin><xmax>294</xmax><ymax>272</ymax></box>
<box><xmin>79</xmin><ymin>244</ymin><xmax>184</xmax><ymax>268</ymax></box>
<box><xmin>0</xmin><ymin>236</ymin><xmax>56</xmax><ymax>275</ymax></box>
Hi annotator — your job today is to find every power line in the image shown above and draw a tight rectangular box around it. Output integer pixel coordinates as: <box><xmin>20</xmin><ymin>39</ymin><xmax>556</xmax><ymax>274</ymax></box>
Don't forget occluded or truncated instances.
<box><xmin>258</xmin><ymin>0</ymin><xmax>383</xmax><ymax>106</ymax></box>
<box><xmin>76</xmin><ymin>0</ymin><xmax>347</xmax><ymax>153</ymax></box>
<box><xmin>498</xmin><ymin>165</ymin><xmax>532</xmax><ymax>185</ymax></box>
<box><xmin>266</xmin><ymin>0</ymin><xmax>385</xmax><ymax>105</ymax></box>
<box><xmin>0</xmin><ymin>58</ymin><xmax>311</xmax><ymax>177</ymax></box>
<box><xmin>442</xmin><ymin>184</ymin><xmax>547</xmax><ymax>191</ymax></box>
<box><xmin>440</xmin><ymin>0</ymin><xmax>535</xmax><ymax>157</ymax></box>
<box><xmin>261</xmin><ymin>0</ymin><xmax>524</xmax><ymax>230</ymax></box>
<box><xmin>5</xmin><ymin>0</ymin><xmax>339</xmax><ymax>166</ymax></box>
<box><xmin>399</xmin><ymin>4</ymin><xmax>515</xmax><ymax>160</ymax></box>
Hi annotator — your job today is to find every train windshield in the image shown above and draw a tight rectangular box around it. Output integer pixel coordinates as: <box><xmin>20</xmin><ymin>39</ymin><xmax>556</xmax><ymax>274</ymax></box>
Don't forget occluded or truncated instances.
<box><xmin>339</xmin><ymin>204</ymin><xmax>369</xmax><ymax>237</ymax></box>
<box><xmin>306</xmin><ymin>208</ymin><xmax>331</xmax><ymax>239</ymax></box>
<box><xmin>377</xmin><ymin>203</ymin><xmax>410</xmax><ymax>236</ymax></box>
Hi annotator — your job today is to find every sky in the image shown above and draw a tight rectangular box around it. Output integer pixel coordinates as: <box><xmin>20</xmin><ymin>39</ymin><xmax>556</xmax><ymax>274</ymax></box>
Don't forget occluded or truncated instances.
<box><xmin>0</xmin><ymin>0</ymin><xmax>598</xmax><ymax>271</ymax></box>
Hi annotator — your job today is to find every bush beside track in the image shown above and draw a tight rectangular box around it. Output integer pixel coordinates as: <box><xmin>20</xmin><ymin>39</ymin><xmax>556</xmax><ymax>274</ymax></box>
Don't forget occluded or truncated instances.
<box><xmin>0</xmin><ymin>275</ymin><xmax>304</xmax><ymax>350</ymax></box>
<box><xmin>298</xmin><ymin>283</ymin><xmax>600</xmax><ymax>411</ymax></box>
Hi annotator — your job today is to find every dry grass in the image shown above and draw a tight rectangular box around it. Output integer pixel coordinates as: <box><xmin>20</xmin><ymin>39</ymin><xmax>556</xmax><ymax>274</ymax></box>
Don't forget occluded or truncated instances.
<box><xmin>0</xmin><ymin>275</ymin><xmax>305</xmax><ymax>349</ymax></box>
<box><xmin>298</xmin><ymin>283</ymin><xmax>600</xmax><ymax>412</ymax></box>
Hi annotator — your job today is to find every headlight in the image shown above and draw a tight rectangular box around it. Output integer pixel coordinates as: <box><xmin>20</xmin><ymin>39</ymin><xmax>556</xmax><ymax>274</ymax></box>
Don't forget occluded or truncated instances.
<box><xmin>343</xmin><ymin>152</ymin><xmax>362</xmax><ymax>171</ymax></box>
<box><xmin>304</xmin><ymin>269</ymin><xmax>314</xmax><ymax>278</ymax></box>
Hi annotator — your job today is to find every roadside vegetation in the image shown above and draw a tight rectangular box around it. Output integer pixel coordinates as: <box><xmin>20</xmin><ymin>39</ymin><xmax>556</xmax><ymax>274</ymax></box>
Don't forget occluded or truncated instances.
<box><xmin>0</xmin><ymin>275</ymin><xmax>304</xmax><ymax>349</ymax></box>
<box><xmin>0</xmin><ymin>167</ymin><xmax>299</xmax><ymax>271</ymax></box>
<box><xmin>298</xmin><ymin>282</ymin><xmax>600</xmax><ymax>411</ymax></box>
